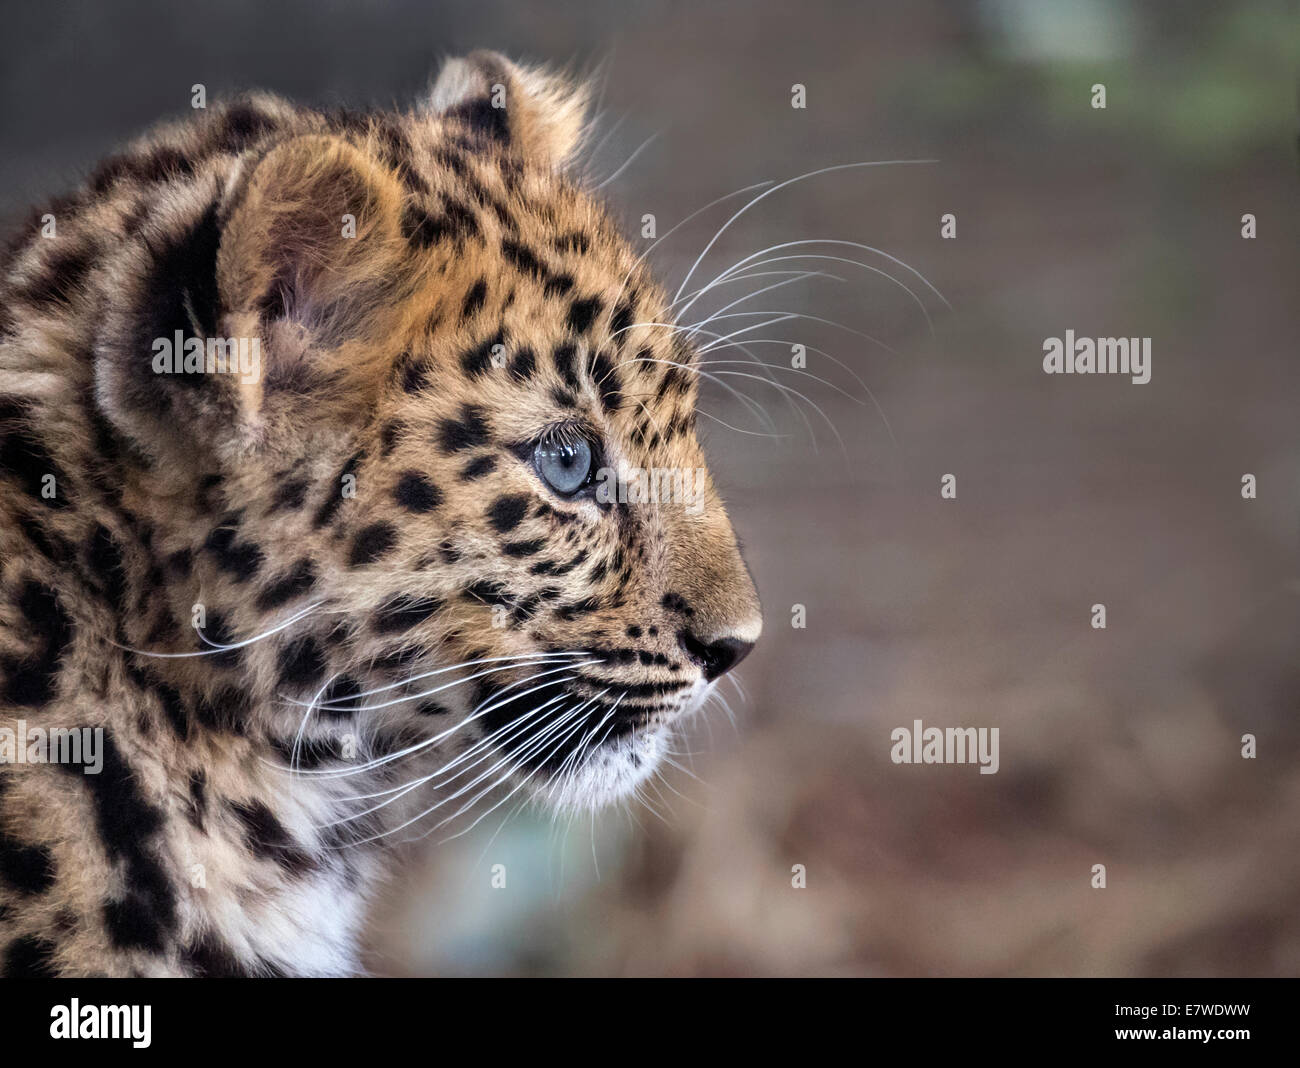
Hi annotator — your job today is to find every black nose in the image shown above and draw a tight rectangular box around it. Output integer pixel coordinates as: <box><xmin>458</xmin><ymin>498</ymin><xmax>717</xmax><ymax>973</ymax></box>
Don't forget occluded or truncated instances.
<box><xmin>678</xmin><ymin>631</ymin><xmax>755</xmax><ymax>681</ymax></box>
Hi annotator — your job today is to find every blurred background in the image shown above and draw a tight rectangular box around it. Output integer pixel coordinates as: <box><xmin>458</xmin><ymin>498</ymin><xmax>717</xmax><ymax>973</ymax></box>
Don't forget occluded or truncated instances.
<box><xmin>3</xmin><ymin>0</ymin><xmax>1296</xmax><ymax>975</ymax></box>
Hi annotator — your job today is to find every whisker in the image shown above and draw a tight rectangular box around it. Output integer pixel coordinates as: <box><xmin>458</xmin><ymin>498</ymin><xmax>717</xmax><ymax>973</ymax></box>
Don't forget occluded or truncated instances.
<box><xmin>627</xmin><ymin>349</ymin><xmax>811</xmax><ymax>443</ymax></box>
<box><xmin>320</xmin><ymin>694</ymin><xmax>584</xmax><ymax>840</ymax></box>
<box><xmin>695</xmin><ymin>409</ymin><xmax>792</xmax><ymax>437</ymax></box>
<box><xmin>697</xmin><ymin>251</ymin><xmax>934</xmax><ymax>335</ymax></box>
<box><xmin>426</xmin><ymin>704</ymin><xmax>593</xmax><ymax>838</ymax></box>
<box><xmin>695</xmin><ymin>358</ymin><xmax>866</xmax><ymax>406</ymax></box>
<box><xmin>317</xmin><ymin>695</ymin><xmax>569</xmax><ymax>832</ymax></box>
<box><xmin>292</xmin><ymin>663</ymin><xmax>599</xmax><ymax>781</ymax></box>
<box><xmin>693</xmin><ymin>310</ymin><xmax>897</xmax><ymax>357</ymax></box>
<box><xmin>617</xmin><ymin>179</ymin><xmax>776</xmax><ymax>296</ymax></box>
<box><xmin>662</xmin><ymin>268</ymin><xmax>837</xmax><ymax>318</ymax></box>
<box><xmin>584</xmin><ymin>111</ymin><xmax>627</xmax><ymax>167</ymax></box>
<box><xmin>113</xmin><ymin>601</ymin><xmax>323</xmax><ymax>658</ymax></box>
<box><xmin>658</xmin><ymin>753</ymin><xmax>705</xmax><ymax>789</ymax></box>
<box><xmin>685</xmin><ymin>337</ymin><xmax>898</xmax><ymax>447</ymax></box>
<box><xmin>289</xmin><ymin>672</ymin><xmax>337</xmax><ymax>781</ymax></box>
<box><xmin>281</xmin><ymin>650</ymin><xmax>587</xmax><ymax>709</ymax></box>
<box><xmin>422</xmin><ymin>687</ymin><xmax>605</xmax><ymax>790</ymax></box>
<box><xmin>293</xmin><ymin>657</ymin><xmax>598</xmax><ymax>716</ymax></box>
<box><xmin>673</xmin><ymin>159</ymin><xmax>939</xmax><ymax>304</ymax></box>
<box><xmin>702</xmin><ymin>372</ymin><xmax>845</xmax><ymax>452</ymax></box>
<box><xmin>679</xmin><ymin>238</ymin><xmax>950</xmax><ymax>324</ymax></box>
<box><xmin>683</xmin><ymin>271</ymin><xmax>840</xmax><ymax>337</ymax></box>
<box><xmin>619</xmin><ymin>351</ymin><xmax>783</xmax><ymax>435</ymax></box>
<box><xmin>438</xmin><ymin>696</ymin><xmax>624</xmax><ymax>840</ymax></box>
<box><xmin>592</xmin><ymin>132</ymin><xmax>659</xmax><ymax>190</ymax></box>
<box><xmin>544</xmin><ymin>706</ymin><xmax>616</xmax><ymax>803</ymax></box>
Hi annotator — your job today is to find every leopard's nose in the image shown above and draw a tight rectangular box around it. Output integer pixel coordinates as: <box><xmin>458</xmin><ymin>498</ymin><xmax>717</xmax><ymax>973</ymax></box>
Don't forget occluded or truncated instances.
<box><xmin>678</xmin><ymin>631</ymin><xmax>755</xmax><ymax>681</ymax></box>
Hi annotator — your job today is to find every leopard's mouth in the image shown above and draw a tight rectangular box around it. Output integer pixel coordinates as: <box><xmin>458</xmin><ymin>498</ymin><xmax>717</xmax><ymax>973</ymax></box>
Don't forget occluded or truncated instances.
<box><xmin>541</xmin><ymin>721</ymin><xmax>672</xmax><ymax>811</ymax></box>
<box><xmin>468</xmin><ymin>661</ymin><xmax>698</xmax><ymax>798</ymax></box>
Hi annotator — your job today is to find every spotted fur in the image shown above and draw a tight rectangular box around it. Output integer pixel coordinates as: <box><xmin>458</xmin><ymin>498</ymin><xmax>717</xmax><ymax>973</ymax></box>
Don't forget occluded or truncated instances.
<box><xmin>0</xmin><ymin>52</ymin><xmax>760</xmax><ymax>976</ymax></box>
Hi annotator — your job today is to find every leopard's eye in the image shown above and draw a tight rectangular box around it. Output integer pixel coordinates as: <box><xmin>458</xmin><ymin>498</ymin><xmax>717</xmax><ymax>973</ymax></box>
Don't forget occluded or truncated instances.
<box><xmin>533</xmin><ymin>436</ymin><xmax>593</xmax><ymax>496</ymax></box>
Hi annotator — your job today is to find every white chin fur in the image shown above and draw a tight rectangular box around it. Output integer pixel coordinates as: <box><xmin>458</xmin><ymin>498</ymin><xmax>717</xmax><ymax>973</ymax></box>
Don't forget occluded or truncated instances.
<box><xmin>540</xmin><ymin>722</ymin><xmax>670</xmax><ymax>813</ymax></box>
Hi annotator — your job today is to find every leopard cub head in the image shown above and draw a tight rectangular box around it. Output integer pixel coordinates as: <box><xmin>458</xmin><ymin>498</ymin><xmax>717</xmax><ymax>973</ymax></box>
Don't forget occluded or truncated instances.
<box><xmin>99</xmin><ymin>52</ymin><xmax>761</xmax><ymax>812</ymax></box>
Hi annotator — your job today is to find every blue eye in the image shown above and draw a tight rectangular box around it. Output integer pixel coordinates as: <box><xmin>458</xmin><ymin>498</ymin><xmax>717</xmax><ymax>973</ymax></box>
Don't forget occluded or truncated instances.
<box><xmin>533</xmin><ymin>436</ymin><xmax>593</xmax><ymax>495</ymax></box>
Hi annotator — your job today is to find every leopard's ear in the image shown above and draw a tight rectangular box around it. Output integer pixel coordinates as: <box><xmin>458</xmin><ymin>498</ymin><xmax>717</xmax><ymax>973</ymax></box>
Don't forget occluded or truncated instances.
<box><xmin>219</xmin><ymin>134</ymin><xmax>407</xmax><ymax>348</ymax></box>
<box><xmin>97</xmin><ymin>134</ymin><xmax>409</xmax><ymax>461</ymax></box>
<box><xmin>425</xmin><ymin>51</ymin><xmax>591</xmax><ymax>168</ymax></box>
<box><xmin>215</xmin><ymin>133</ymin><xmax>411</xmax><ymax>409</ymax></box>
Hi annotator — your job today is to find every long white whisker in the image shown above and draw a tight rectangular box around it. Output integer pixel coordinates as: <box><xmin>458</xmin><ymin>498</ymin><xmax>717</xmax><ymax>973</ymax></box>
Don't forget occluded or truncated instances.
<box><xmin>321</xmin><ymin>691</ymin><xmax>589</xmax><ymax>839</ymax></box>
<box><xmin>695</xmin><ymin>358</ymin><xmax>866</xmax><ymax>406</ymax></box>
<box><xmin>610</xmin><ymin>334</ymin><xmax>780</xmax><ymax>433</ymax></box>
<box><xmin>423</xmin><ymin>686</ymin><xmax>606</xmax><ymax>790</ymax></box>
<box><xmin>592</xmin><ymin>132</ymin><xmax>659</xmax><ymax>190</ymax></box>
<box><xmin>584</xmin><ymin>112</ymin><xmax>627</xmax><ymax>166</ymax></box>
<box><xmin>684</xmin><ymin>272</ymin><xmax>839</xmax><ymax>337</ymax></box>
<box><xmin>287</xmin><ymin>672</ymin><xmax>337</xmax><ymax>782</ymax></box>
<box><xmin>682</xmin><ymin>274</ymin><xmax>844</xmax><ymax>424</ymax></box>
<box><xmin>618</xmin><ymin>180</ymin><xmax>776</xmax><ymax>295</ymax></box>
<box><xmin>545</xmin><ymin>706</ymin><xmax>616</xmax><ymax>803</ymax></box>
<box><xmin>320</xmin><ymin>690</ymin><xmax>574</xmax><ymax>822</ymax></box>
<box><xmin>663</xmin><ymin>269</ymin><xmax>840</xmax><ymax>318</ymax></box>
<box><xmin>696</xmin><ymin>340</ymin><xmax>898</xmax><ymax>447</ymax></box>
<box><xmin>282</xmin><ymin>651</ymin><xmax>587</xmax><ymax>709</ymax></box>
<box><xmin>291</xmin><ymin>663</ymin><xmax>598</xmax><ymax>780</ymax></box>
<box><xmin>438</xmin><ymin>696</ymin><xmax>626</xmax><ymax>841</ymax></box>
<box><xmin>296</xmin><ymin>658</ymin><xmax>597</xmax><ymax>716</ymax></box>
<box><xmin>680</xmin><ymin>238</ymin><xmax>950</xmax><ymax>323</ymax></box>
<box><xmin>695</xmin><ymin>409</ymin><xmax>790</xmax><ymax>437</ymax></box>
<box><xmin>696</xmin><ymin>251</ymin><xmax>934</xmax><ymax>334</ymax></box>
<box><xmin>704</xmin><ymin>368</ymin><xmax>846</xmax><ymax>454</ymax></box>
<box><xmin>113</xmin><ymin>601</ymin><xmax>323</xmax><ymax>658</ymax></box>
<box><xmin>693</xmin><ymin>311</ymin><xmax>897</xmax><ymax>356</ymax></box>
<box><xmin>426</xmin><ymin>703</ymin><xmax>594</xmax><ymax>836</ymax></box>
<box><xmin>673</xmin><ymin>159</ymin><xmax>938</xmax><ymax>304</ymax></box>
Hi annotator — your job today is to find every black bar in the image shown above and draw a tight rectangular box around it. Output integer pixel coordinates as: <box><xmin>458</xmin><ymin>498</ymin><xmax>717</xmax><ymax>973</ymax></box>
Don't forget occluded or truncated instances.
<box><xmin>0</xmin><ymin>978</ymin><xmax>1290</xmax><ymax>1055</ymax></box>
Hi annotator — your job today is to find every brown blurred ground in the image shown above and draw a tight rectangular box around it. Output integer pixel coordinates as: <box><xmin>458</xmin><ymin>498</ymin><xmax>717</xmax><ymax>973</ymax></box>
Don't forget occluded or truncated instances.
<box><xmin>4</xmin><ymin>0</ymin><xmax>1295</xmax><ymax>976</ymax></box>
